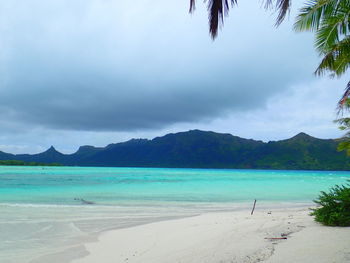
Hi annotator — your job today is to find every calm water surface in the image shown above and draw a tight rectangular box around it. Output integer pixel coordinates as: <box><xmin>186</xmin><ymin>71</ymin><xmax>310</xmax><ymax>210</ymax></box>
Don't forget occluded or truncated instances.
<box><xmin>1</xmin><ymin>166</ymin><xmax>349</xmax><ymax>263</ymax></box>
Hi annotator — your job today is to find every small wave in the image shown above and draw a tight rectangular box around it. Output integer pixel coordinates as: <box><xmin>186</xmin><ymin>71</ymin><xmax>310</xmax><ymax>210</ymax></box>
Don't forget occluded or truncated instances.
<box><xmin>0</xmin><ymin>203</ymin><xmax>85</xmax><ymax>208</ymax></box>
<box><xmin>0</xmin><ymin>202</ymin><xmax>134</xmax><ymax>209</ymax></box>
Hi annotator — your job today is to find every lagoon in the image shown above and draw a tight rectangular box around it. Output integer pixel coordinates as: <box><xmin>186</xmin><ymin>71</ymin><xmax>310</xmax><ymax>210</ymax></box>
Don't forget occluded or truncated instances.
<box><xmin>1</xmin><ymin>166</ymin><xmax>349</xmax><ymax>262</ymax></box>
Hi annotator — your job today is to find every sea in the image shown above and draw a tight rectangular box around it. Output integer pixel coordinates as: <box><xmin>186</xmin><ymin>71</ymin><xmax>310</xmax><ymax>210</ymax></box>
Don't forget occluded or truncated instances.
<box><xmin>1</xmin><ymin>166</ymin><xmax>349</xmax><ymax>263</ymax></box>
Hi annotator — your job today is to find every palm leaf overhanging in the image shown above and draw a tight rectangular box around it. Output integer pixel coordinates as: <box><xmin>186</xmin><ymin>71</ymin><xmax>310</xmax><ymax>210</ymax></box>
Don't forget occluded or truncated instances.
<box><xmin>294</xmin><ymin>0</ymin><xmax>350</xmax><ymax>110</ymax></box>
<box><xmin>189</xmin><ymin>0</ymin><xmax>292</xmax><ymax>39</ymax></box>
<box><xmin>189</xmin><ymin>0</ymin><xmax>237</xmax><ymax>39</ymax></box>
<box><xmin>265</xmin><ymin>0</ymin><xmax>292</xmax><ymax>26</ymax></box>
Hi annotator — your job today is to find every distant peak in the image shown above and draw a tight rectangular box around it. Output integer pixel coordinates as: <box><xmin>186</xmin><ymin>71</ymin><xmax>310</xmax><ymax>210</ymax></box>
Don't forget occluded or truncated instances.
<box><xmin>295</xmin><ymin>132</ymin><xmax>310</xmax><ymax>137</ymax></box>
<box><xmin>291</xmin><ymin>132</ymin><xmax>315</xmax><ymax>140</ymax></box>
<box><xmin>47</xmin><ymin>146</ymin><xmax>56</xmax><ymax>151</ymax></box>
<box><xmin>40</xmin><ymin>145</ymin><xmax>63</xmax><ymax>156</ymax></box>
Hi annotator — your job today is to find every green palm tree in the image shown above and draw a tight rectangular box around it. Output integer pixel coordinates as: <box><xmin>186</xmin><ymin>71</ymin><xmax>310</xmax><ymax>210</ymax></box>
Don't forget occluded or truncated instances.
<box><xmin>294</xmin><ymin>0</ymin><xmax>350</xmax><ymax>153</ymax></box>
<box><xmin>189</xmin><ymin>0</ymin><xmax>291</xmax><ymax>39</ymax></box>
<box><xmin>294</xmin><ymin>0</ymin><xmax>350</xmax><ymax>108</ymax></box>
<box><xmin>191</xmin><ymin>0</ymin><xmax>350</xmax><ymax>153</ymax></box>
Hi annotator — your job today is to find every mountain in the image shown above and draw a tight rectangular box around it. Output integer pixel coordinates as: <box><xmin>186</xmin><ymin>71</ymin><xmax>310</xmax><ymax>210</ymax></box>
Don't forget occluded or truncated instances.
<box><xmin>0</xmin><ymin>130</ymin><xmax>349</xmax><ymax>170</ymax></box>
<box><xmin>16</xmin><ymin>146</ymin><xmax>67</xmax><ymax>164</ymax></box>
<box><xmin>0</xmin><ymin>150</ymin><xmax>15</xmax><ymax>160</ymax></box>
<box><xmin>70</xmin><ymin>130</ymin><xmax>265</xmax><ymax>168</ymax></box>
<box><xmin>251</xmin><ymin>132</ymin><xmax>347</xmax><ymax>170</ymax></box>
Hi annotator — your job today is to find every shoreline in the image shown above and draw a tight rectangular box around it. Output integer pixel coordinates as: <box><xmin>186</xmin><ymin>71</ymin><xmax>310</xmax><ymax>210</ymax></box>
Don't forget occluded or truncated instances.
<box><xmin>3</xmin><ymin>201</ymin><xmax>313</xmax><ymax>263</ymax></box>
<box><xmin>34</xmin><ymin>206</ymin><xmax>350</xmax><ymax>263</ymax></box>
<box><xmin>3</xmin><ymin>165</ymin><xmax>350</xmax><ymax>172</ymax></box>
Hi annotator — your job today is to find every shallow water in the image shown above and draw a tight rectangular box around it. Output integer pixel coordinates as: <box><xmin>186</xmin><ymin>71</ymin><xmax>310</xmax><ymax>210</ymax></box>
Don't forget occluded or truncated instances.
<box><xmin>1</xmin><ymin>166</ymin><xmax>349</xmax><ymax>262</ymax></box>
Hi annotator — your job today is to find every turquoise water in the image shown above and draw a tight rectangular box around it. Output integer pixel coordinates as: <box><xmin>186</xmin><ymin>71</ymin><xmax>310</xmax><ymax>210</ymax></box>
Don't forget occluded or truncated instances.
<box><xmin>1</xmin><ymin>166</ymin><xmax>350</xmax><ymax>263</ymax></box>
<box><xmin>1</xmin><ymin>166</ymin><xmax>350</xmax><ymax>205</ymax></box>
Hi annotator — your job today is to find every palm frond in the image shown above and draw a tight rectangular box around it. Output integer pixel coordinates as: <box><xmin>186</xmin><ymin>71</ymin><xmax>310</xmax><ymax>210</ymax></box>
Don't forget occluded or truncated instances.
<box><xmin>263</xmin><ymin>0</ymin><xmax>291</xmax><ymax>25</ymax></box>
<box><xmin>189</xmin><ymin>0</ymin><xmax>237</xmax><ymax>39</ymax></box>
<box><xmin>337</xmin><ymin>81</ymin><xmax>350</xmax><ymax>111</ymax></box>
<box><xmin>190</xmin><ymin>0</ymin><xmax>293</xmax><ymax>39</ymax></box>
<box><xmin>315</xmin><ymin>36</ymin><xmax>350</xmax><ymax>76</ymax></box>
<box><xmin>264</xmin><ymin>0</ymin><xmax>273</xmax><ymax>10</ymax></box>
<box><xmin>315</xmin><ymin>9</ymin><xmax>350</xmax><ymax>53</ymax></box>
<box><xmin>208</xmin><ymin>0</ymin><xmax>237</xmax><ymax>39</ymax></box>
<box><xmin>275</xmin><ymin>0</ymin><xmax>291</xmax><ymax>26</ymax></box>
<box><xmin>293</xmin><ymin>0</ymin><xmax>350</xmax><ymax>116</ymax></box>
<box><xmin>315</xmin><ymin>18</ymin><xmax>342</xmax><ymax>53</ymax></box>
<box><xmin>294</xmin><ymin>0</ymin><xmax>337</xmax><ymax>32</ymax></box>
<box><xmin>189</xmin><ymin>0</ymin><xmax>195</xmax><ymax>13</ymax></box>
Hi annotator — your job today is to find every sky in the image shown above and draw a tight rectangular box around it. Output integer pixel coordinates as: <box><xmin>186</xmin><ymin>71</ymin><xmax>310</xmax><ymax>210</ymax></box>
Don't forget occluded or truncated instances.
<box><xmin>0</xmin><ymin>0</ymin><xmax>348</xmax><ymax>154</ymax></box>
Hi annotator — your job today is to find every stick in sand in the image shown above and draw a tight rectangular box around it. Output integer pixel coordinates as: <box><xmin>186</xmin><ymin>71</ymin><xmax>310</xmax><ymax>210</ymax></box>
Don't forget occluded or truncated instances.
<box><xmin>251</xmin><ymin>199</ymin><xmax>257</xmax><ymax>215</ymax></box>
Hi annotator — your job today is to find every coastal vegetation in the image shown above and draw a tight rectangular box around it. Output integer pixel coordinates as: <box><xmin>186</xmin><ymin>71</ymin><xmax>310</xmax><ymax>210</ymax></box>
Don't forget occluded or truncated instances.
<box><xmin>312</xmin><ymin>181</ymin><xmax>350</xmax><ymax>226</ymax></box>
<box><xmin>337</xmin><ymin>114</ymin><xmax>350</xmax><ymax>154</ymax></box>
<box><xmin>0</xmin><ymin>160</ymin><xmax>62</xmax><ymax>166</ymax></box>
<box><xmin>0</xmin><ymin>130</ymin><xmax>349</xmax><ymax>170</ymax></box>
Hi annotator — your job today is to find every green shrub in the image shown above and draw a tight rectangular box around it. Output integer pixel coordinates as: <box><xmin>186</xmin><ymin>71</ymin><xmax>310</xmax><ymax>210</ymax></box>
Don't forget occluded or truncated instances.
<box><xmin>311</xmin><ymin>181</ymin><xmax>350</xmax><ymax>226</ymax></box>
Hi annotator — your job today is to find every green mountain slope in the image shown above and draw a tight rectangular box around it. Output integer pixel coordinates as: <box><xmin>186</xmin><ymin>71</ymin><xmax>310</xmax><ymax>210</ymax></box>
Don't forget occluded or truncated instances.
<box><xmin>0</xmin><ymin>130</ymin><xmax>349</xmax><ymax>170</ymax></box>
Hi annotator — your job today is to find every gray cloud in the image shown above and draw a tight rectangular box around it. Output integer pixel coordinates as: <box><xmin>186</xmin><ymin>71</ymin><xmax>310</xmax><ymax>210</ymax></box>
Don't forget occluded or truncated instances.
<box><xmin>1</xmin><ymin>62</ymin><xmax>305</xmax><ymax>131</ymax></box>
<box><xmin>0</xmin><ymin>0</ymin><xmax>322</xmax><ymax>147</ymax></box>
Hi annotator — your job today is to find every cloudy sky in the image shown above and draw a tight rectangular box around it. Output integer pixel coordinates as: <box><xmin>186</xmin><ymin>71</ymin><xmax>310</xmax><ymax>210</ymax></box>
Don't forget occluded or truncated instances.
<box><xmin>0</xmin><ymin>0</ymin><xmax>348</xmax><ymax>154</ymax></box>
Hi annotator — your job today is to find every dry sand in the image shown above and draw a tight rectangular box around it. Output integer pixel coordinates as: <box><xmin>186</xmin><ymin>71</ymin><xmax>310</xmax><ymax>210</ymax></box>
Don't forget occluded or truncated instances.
<box><xmin>72</xmin><ymin>208</ymin><xmax>350</xmax><ymax>263</ymax></box>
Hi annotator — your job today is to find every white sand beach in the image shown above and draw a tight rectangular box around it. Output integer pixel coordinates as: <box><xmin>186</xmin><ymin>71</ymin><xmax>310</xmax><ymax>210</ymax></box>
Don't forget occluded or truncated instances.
<box><xmin>71</xmin><ymin>208</ymin><xmax>350</xmax><ymax>263</ymax></box>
